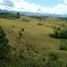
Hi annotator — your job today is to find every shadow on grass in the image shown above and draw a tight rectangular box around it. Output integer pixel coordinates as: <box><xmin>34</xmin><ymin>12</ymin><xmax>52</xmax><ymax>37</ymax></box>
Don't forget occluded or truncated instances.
<box><xmin>49</xmin><ymin>34</ymin><xmax>67</xmax><ymax>39</ymax></box>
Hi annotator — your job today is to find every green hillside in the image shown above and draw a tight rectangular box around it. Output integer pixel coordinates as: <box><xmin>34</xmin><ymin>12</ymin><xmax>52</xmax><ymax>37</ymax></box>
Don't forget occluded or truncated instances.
<box><xmin>0</xmin><ymin>14</ymin><xmax>67</xmax><ymax>67</ymax></box>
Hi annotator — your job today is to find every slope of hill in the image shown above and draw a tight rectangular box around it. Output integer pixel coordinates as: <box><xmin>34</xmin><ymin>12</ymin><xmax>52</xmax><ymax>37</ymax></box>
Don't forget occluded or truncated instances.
<box><xmin>0</xmin><ymin>14</ymin><xmax>67</xmax><ymax>67</ymax></box>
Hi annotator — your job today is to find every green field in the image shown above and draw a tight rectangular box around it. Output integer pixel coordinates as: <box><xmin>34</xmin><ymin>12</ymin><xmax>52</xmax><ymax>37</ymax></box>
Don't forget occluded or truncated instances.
<box><xmin>0</xmin><ymin>15</ymin><xmax>67</xmax><ymax>67</ymax></box>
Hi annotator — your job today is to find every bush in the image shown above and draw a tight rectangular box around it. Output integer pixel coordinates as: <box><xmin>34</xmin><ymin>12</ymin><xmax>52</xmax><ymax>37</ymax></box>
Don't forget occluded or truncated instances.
<box><xmin>16</xmin><ymin>12</ymin><xmax>21</xmax><ymax>18</ymax></box>
<box><xmin>45</xmin><ymin>60</ymin><xmax>62</xmax><ymax>67</ymax></box>
<box><xmin>44</xmin><ymin>52</ymin><xmax>61</xmax><ymax>67</ymax></box>
<box><xmin>60</xmin><ymin>29</ymin><xmax>67</xmax><ymax>39</ymax></box>
<box><xmin>0</xmin><ymin>26</ymin><xmax>10</xmax><ymax>58</ymax></box>
<box><xmin>60</xmin><ymin>39</ymin><xmax>67</xmax><ymax>50</ymax></box>
<box><xmin>50</xmin><ymin>26</ymin><xmax>67</xmax><ymax>39</ymax></box>
<box><xmin>48</xmin><ymin>52</ymin><xmax>58</xmax><ymax>61</ymax></box>
<box><xmin>18</xmin><ymin>32</ymin><xmax>23</xmax><ymax>39</ymax></box>
<box><xmin>21</xmin><ymin>28</ymin><xmax>24</xmax><ymax>32</ymax></box>
<box><xmin>37</xmin><ymin>23</ymin><xmax>44</xmax><ymax>26</ymax></box>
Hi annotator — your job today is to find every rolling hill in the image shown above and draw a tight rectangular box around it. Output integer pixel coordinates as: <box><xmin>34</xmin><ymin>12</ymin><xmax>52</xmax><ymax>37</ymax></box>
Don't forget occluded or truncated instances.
<box><xmin>0</xmin><ymin>13</ymin><xmax>67</xmax><ymax>67</ymax></box>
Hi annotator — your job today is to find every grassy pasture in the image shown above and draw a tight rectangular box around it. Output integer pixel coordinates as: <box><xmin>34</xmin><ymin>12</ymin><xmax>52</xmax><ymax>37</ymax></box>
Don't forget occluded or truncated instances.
<box><xmin>0</xmin><ymin>15</ymin><xmax>67</xmax><ymax>67</ymax></box>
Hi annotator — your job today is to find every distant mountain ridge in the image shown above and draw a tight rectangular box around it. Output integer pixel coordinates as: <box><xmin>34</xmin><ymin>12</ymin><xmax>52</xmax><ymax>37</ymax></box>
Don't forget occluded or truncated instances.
<box><xmin>0</xmin><ymin>9</ymin><xmax>66</xmax><ymax>17</ymax></box>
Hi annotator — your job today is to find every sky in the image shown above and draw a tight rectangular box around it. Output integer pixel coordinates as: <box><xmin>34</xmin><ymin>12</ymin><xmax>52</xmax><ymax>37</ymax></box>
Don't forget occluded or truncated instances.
<box><xmin>0</xmin><ymin>0</ymin><xmax>66</xmax><ymax>15</ymax></box>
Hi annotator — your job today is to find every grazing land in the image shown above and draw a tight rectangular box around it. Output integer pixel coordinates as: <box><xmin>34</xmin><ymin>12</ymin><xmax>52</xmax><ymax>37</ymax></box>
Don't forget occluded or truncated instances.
<box><xmin>0</xmin><ymin>14</ymin><xmax>67</xmax><ymax>67</ymax></box>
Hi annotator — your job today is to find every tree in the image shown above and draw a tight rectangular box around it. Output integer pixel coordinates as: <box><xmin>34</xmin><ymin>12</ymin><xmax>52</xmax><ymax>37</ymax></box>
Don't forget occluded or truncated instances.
<box><xmin>50</xmin><ymin>26</ymin><xmax>67</xmax><ymax>39</ymax></box>
<box><xmin>0</xmin><ymin>26</ymin><xmax>10</xmax><ymax>58</ymax></box>
<box><xmin>16</xmin><ymin>12</ymin><xmax>21</xmax><ymax>18</ymax></box>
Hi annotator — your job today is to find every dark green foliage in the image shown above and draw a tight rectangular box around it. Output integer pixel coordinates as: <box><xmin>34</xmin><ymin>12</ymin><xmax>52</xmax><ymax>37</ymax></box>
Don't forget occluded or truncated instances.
<box><xmin>58</xmin><ymin>17</ymin><xmax>67</xmax><ymax>21</ymax></box>
<box><xmin>0</xmin><ymin>26</ymin><xmax>10</xmax><ymax>58</ymax></box>
<box><xmin>0</xmin><ymin>13</ymin><xmax>20</xmax><ymax>19</ymax></box>
<box><xmin>48</xmin><ymin>52</ymin><xmax>58</xmax><ymax>61</ymax></box>
<box><xmin>16</xmin><ymin>12</ymin><xmax>21</xmax><ymax>18</ymax></box>
<box><xmin>45</xmin><ymin>60</ymin><xmax>62</xmax><ymax>67</ymax></box>
<box><xmin>60</xmin><ymin>29</ymin><xmax>67</xmax><ymax>39</ymax></box>
<box><xmin>60</xmin><ymin>39</ymin><xmax>67</xmax><ymax>50</ymax></box>
<box><xmin>44</xmin><ymin>52</ymin><xmax>61</xmax><ymax>67</ymax></box>
<box><xmin>50</xmin><ymin>26</ymin><xmax>67</xmax><ymax>39</ymax></box>
<box><xmin>50</xmin><ymin>26</ymin><xmax>61</xmax><ymax>39</ymax></box>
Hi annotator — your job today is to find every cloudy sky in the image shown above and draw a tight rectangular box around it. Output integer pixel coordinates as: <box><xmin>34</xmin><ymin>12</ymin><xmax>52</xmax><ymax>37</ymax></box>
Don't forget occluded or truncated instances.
<box><xmin>0</xmin><ymin>0</ymin><xmax>66</xmax><ymax>15</ymax></box>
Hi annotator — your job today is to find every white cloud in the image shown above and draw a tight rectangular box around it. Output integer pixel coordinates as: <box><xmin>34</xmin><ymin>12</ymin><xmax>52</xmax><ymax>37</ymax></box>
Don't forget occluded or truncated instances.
<box><xmin>40</xmin><ymin>3</ymin><xmax>67</xmax><ymax>14</ymax></box>
<box><xmin>64</xmin><ymin>0</ymin><xmax>67</xmax><ymax>4</ymax></box>
<box><xmin>10</xmin><ymin>0</ymin><xmax>41</xmax><ymax>12</ymax></box>
<box><xmin>0</xmin><ymin>0</ymin><xmax>4</xmax><ymax>3</ymax></box>
<box><xmin>0</xmin><ymin>0</ymin><xmax>66</xmax><ymax>15</ymax></box>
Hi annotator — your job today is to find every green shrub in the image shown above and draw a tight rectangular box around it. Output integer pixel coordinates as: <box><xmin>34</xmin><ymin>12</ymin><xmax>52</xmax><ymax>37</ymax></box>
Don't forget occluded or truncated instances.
<box><xmin>60</xmin><ymin>29</ymin><xmax>67</xmax><ymax>39</ymax></box>
<box><xmin>18</xmin><ymin>31</ymin><xmax>23</xmax><ymax>39</ymax></box>
<box><xmin>50</xmin><ymin>26</ymin><xmax>67</xmax><ymax>39</ymax></box>
<box><xmin>44</xmin><ymin>52</ymin><xmax>61</xmax><ymax>67</ymax></box>
<box><xmin>45</xmin><ymin>60</ymin><xmax>62</xmax><ymax>67</ymax></box>
<box><xmin>48</xmin><ymin>52</ymin><xmax>58</xmax><ymax>61</ymax></box>
<box><xmin>60</xmin><ymin>39</ymin><xmax>67</xmax><ymax>50</ymax></box>
<box><xmin>0</xmin><ymin>26</ymin><xmax>10</xmax><ymax>58</ymax></box>
<box><xmin>16</xmin><ymin>12</ymin><xmax>21</xmax><ymax>18</ymax></box>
